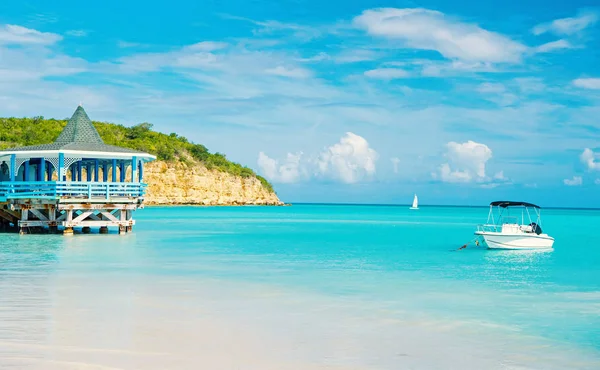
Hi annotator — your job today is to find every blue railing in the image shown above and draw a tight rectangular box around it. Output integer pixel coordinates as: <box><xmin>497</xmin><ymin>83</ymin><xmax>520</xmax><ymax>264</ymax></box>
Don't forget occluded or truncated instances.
<box><xmin>0</xmin><ymin>181</ymin><xmax>146</xmax><ymax>201</ymax></box>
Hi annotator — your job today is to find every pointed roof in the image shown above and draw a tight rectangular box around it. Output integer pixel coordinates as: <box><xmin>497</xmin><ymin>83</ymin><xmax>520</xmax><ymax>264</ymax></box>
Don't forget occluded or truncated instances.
<box><xmin>0</xmin><ymin>106</ymin><xmax>154</xmax><ymax>159</ymax></box>
<box><xmin>54</xmin><ymin>105</ymin><xmax>104</xmax><ymax>145</ymax></box>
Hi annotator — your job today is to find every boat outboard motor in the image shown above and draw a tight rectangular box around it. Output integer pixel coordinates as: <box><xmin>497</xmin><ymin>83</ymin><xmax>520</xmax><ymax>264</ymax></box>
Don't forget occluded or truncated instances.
<box><xmin>529</xmin><ymin>223</ymin><xmax>542</xmax><ymax>235</ymax></box>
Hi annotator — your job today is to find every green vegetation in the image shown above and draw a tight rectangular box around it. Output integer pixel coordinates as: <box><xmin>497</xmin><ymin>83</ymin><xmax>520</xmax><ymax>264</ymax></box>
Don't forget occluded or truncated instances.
<box><xmin>0</xmin><ymin>116</ymin><xmax>274</xmax><ymax>193</ymax></box>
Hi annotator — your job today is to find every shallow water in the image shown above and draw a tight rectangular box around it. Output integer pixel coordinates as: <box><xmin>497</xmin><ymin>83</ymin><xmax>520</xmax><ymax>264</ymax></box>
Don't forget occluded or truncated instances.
<box><xmin>0</xmin><ymin>205</ymin><xmax>599</xmax><ymax>369</ymax></box>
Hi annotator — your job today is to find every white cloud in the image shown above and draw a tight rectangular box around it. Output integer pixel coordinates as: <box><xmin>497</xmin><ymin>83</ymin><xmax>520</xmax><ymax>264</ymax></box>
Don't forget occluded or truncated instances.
<box><xmin>533</xmin><ymin>11</ymin><xmax>598</xmax><ymax>36</ymax></box>
<box><xmin>477</xmin><ymin>82</ymin><xmax>506</xmax><ymax>94</ymax></box>
<box><xmin>0</xmin><ymin>24</ymin><xmax>62</xmax><ymax>45</ymax></box>
<box><xmin>476</xmin><ymin>82</ymin><xmax>519</xmax><ymax>106</ymax></box>
<box><xmin>300</xmin><ymin>49</ymin><xmax>382</xmax><ymax>64</ymax></box>
<box><xmin>299</xmin><ymin>52</ymin><xmax>330</xmax><ymax>62</ymax></box>
<box><xmin>364</xmin><ymin>68</ymin><xmax>409</xmax><ymax>80</ymax></box>
<box><xmin>334</xmin><ymin>49</ymin><xmax>382</xmax><ymax>63</ymax></box>
<box><xmin>186</xmin><ymin>41</ymin><xmax>229</xmax><ymax>52</ymax></box>
<box><xmin>437</xmin><ymin>140</ymin><xmax>493</xmax><ymax>183</ymax></box>
<box><xmin>265</xmin><ymin>66</ymin><xmax>312</xmax><ymax>78</ymax></box>
<box><xmin>564</xmin><ymin>176</ymin><xmax>583</xmax><ymax>186</ymax></box>
<box><xmin>249</xmin><ymin>19</ymin><xmax>323</xmax><ymax>41</ymax></box>
<box><xmin>580</xmin><ymin>148</ymin><xmax>600</xmax><ymax>170</ymax></box>
<box><xmin>494</xmin><ymin>171</ymin><xmax>506</xmax><ymax>180</ymax></box>
<box><xmin>514</xmin><ymin>77</ymin><xmax>546</xmax><ymax>93</ymax></box>
<box><xmin>573</xmin><ymin>78</ymin><xmax>600</xmax><ymax>90</ymax></box>
<box><xmin>0</xmin><ymin>24</ymin><xmax>87</xmax><ymax>82</ymax></box>
<box><xmin>66</xmin><ymin>30</ymin><xmax>87</xmax><ymax>37</ymax></box>
<box><xmin>353</xmin><ymin>8</ymin><xmax>527</xmax><ymax>63</ymax></box>
<box><xmin>257</xmin><ymin>133</ymin><xmax>379</xmax><ymax>184</ymax></box>
<box><xmin>257</xmin><ymin>152</ymin><xmax>304</xmax><ymax>183</ymax></box>
<box><xmin>391</xmin><ymin>157</ymin><xmax>400</xmax><ymax>173</ymax></box>
<box><xmin>317</xmin><ymin>132</ymin><xmax>379</xmax><ymax>183</ymax></box>
<box><xmin>535</xmin><ymin>39</ymin><xmax>573</xmax><ymax>53</ymax></box>
<box><xmin>115</xmin><ymin>41</ymin><xmax>317</xmax><ymax>87</ymax></box>
<box><xmin>420</xmin><ymin>60</ymin><xmax>499</xmax><ymax>77</ymax></box>
<box><xmin>118</xmin><ymin>40</ymin><xmax>143</xmax><ymax>48</ymax></box>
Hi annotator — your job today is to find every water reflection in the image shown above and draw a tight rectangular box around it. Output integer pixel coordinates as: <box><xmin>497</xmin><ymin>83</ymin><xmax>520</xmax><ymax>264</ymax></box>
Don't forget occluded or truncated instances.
<box><xmin>477</xmin><ymin>248</ymin><xmax>554</xmax><ymax>289</ymax></box>
<box><xmin>484</xmin><ymin>248</ymin><xmax>554</xmax><ymax>264</ymax></box>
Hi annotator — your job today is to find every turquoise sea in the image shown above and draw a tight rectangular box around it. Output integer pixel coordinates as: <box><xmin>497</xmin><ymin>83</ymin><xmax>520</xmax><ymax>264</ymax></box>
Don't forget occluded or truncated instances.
<box><xmin>1</xmin><ymin>204</ymin><xmax>599</xmax><ymax>369</ymax></box>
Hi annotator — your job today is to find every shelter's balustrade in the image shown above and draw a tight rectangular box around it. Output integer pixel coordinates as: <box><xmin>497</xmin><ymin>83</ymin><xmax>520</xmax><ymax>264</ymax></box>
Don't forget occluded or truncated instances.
<box><xmin>0</xmin><ymin>181</ymin><xmax>146</xmax><ymax>202</ymax></box>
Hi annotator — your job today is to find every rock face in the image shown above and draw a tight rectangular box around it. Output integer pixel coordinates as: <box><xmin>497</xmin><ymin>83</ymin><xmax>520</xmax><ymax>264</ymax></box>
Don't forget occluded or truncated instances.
<box><xmin>143</xmin><ymin>160</ymin><xmax>283</xmax><ymax>205</ymax></box>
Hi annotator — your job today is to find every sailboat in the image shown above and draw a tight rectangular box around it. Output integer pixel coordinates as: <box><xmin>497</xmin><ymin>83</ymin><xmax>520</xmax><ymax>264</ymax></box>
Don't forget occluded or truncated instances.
<box><xmin>410</xmin><ymin>194</ymin><xmax>419</xmax><ymax>210</ymax></box>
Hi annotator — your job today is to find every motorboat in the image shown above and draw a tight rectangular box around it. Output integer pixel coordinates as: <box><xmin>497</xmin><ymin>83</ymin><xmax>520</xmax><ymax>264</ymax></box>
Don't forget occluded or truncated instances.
<box><xmin>475</xmin><ymin>201</ymin><xmax>554</xmax><ymax>250</ymax></box>
<box><xmin>409</xmin><ymin>194</ymin><xmax>419</xmax><ymax>210</ymax></box>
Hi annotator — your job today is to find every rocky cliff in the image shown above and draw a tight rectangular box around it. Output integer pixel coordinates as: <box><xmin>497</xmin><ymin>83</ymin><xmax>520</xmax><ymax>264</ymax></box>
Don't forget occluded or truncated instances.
<box><xmin>143</xmin><ymin>160</ymin><xmax>283</xmax><ymax>205</ymax></box>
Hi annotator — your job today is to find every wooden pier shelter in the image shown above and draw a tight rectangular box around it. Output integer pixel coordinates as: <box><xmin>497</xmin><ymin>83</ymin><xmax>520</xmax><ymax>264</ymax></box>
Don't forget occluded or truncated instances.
<box><xmin>0</xmin><ymin>105</ymin><xmax>155</xmax><ymax>234</ymax></box>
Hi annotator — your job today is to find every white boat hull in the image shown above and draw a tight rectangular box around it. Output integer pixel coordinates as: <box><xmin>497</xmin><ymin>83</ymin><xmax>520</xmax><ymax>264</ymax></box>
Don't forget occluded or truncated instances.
<box><xmin>475</xmin><ymin>232</ymin><xmax>554</xmax><ymax>250</ymax></box>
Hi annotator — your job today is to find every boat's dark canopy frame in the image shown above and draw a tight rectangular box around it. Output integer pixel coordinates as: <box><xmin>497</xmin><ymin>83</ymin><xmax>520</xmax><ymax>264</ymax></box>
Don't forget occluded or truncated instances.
<box><xmin>490</xmin><ymin>201</ymin><xmax>540</xmax><ymax>209</ymax></box>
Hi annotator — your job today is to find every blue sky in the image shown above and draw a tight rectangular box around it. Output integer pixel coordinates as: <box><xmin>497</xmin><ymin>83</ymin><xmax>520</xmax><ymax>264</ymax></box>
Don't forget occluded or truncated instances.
<box><xmin>1</xmin><ymin>0</ymin><xmax>600</xmax><ymax>207</ymax></box>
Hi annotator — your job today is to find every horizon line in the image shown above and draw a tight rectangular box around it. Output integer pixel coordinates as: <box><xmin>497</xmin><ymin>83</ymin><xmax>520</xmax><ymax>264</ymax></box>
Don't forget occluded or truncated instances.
<box><xmin>288</xmin><ymin>202</ymin><xmax>600</xmax><ymax>211</ymax></box>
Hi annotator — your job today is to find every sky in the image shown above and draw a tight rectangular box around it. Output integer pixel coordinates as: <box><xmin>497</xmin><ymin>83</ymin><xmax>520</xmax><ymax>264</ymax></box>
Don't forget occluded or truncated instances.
<box><xmin>1</xmin><ymin>0</ymin><xmax>600</xmax><ymax>207</ymax></box>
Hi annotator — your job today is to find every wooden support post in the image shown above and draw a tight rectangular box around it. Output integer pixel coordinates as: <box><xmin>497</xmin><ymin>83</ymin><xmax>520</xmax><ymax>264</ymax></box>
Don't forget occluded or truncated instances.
<box><xmin>19</xmin><ymin>209</ymin><xmax>28</xmax><ymax>234</ymax></box>
<box><xmin>126</xmin><ymin>209</ymin><xmax>133</xmax><ymax>232</ymax></box>
<box><xmin>49</xmin><ymin>206</ymin><xmax>56</xmax><ymax>223</ymax></box>
<box><xmin>119</xmin><ymin>209</ymin><xmax>127</xmax><ymax>234</ymax></box>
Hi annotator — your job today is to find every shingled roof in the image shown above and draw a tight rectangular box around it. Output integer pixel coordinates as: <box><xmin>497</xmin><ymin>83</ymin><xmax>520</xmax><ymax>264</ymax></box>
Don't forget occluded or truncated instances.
<box><xmin>4</xmin><ymin>106</ymin><xmax>149</xmax><ymax>155</ymax></box>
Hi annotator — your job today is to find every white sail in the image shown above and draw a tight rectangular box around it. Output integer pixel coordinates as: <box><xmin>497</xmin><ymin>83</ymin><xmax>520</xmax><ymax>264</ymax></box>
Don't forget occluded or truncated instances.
<box><xmin>410</xmin><ymin>194</ymin><xmax>419</xmax><ymax>209</ymax></box>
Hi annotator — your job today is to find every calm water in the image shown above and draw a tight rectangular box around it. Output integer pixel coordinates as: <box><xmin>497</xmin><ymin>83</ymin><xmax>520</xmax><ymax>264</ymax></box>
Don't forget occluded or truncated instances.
<box><xmin>0</xmin><ymin>205</ymin><xmax>599</xmax><ymax>369</ymax></box>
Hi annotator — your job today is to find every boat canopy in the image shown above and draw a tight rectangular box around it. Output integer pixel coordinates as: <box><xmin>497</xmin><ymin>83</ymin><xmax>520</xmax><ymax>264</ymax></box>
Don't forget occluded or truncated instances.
<box><xmin>490</xmin><ymin>201</ymin><xmax>540</xmax><ymax>209</ymax></box>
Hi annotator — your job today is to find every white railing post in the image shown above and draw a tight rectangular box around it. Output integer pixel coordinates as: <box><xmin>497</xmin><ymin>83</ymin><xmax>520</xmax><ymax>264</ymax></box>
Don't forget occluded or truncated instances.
<box><xmin>106</xmin><ymin>183</ymin><xmax>110</xmax><ymax>200</ymax></box>
<box><xmin>88</xmin><ymin>183</ymin><xmax>92</xmax><ymax>199</ymax></box>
